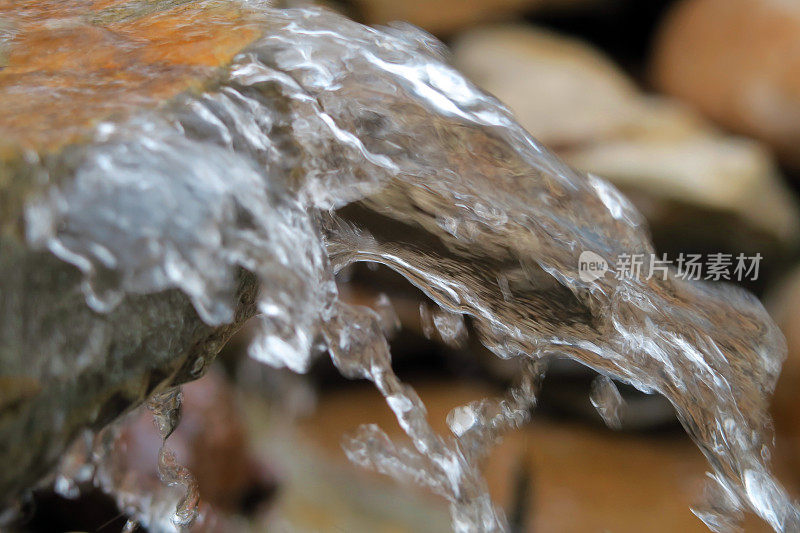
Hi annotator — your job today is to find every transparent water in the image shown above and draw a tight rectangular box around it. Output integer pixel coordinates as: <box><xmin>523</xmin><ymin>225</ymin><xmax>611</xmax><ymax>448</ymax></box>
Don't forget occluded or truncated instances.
<box><xmin>21</xmin><ymin>5</ymin><xmax>798</xmax><ymax>531</ymax></box>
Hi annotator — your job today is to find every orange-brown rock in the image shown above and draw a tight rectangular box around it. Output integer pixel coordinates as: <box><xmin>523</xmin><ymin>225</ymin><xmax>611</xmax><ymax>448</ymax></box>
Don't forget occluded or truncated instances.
<box><xmin>651</xmin><ymin>0</ymin><xmax>800</xmax><ymax>169</ymax></box>
<box><xmin>0</xmin><ymin>0</ymin><xmax>266</xmax><ymax>505</ymax></box>
<box><xmin>0</xmin><ymin>0</ymin><xmax>261</xmax><ymax>153</ymax></box>
<box><xmin>0</xmin><ymin>0</ymin><xmax>264</xmax><ymax>229</ymax></box>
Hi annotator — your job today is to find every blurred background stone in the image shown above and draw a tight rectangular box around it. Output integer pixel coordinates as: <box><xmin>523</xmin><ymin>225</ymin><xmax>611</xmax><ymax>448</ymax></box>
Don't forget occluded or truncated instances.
<box><xmin>651</xmin><ymin>0</ymin><xmax>800</xmax><ymax>171</ymax></box>
<box><xmin>453</xmin><ymin>25</ymin><xmax>663</xmax><ymax>147</ymax></box>
<box><xmin>297</xmin><ymin>381</ymin><xmax>786</xmax><ymax>532</ymax></box>
<box><xmin>347</xmin><ymin>0</ymin><xmax>605</xmax><ymax>36</ymax></box>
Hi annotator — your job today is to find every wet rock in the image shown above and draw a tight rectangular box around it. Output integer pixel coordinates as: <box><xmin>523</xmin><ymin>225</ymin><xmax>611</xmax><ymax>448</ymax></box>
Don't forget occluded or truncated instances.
<box><xmin>0</xmin><ymin>0</ymin><xmax>264</xmax><ymax>228</ymax></box>
<box><xmin>0</xmin><ymin>241</ymin><xmax>260</xmax><ymax>510</ymax></box>
<box><xmin>651</xmin><ymin>0</ymin><xmax>800</xmax><ymax>170</ymax></box>
<box><xmin>453</xmin><ymin>24</ymin><xmax>800</xmax><ymax>256</ymax></box>
<box><xmin>0</xmin><ymin>0</ymin><xmax>265</xmax><ymax>507</ymax></box>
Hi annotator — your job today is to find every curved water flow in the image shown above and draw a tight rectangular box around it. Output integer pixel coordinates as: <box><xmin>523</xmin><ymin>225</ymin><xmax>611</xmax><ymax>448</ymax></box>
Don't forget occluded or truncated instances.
<box><xmin>19</xmin><ymin>6</ymin><xmax>798</xmax><ymax>531</ymax></box>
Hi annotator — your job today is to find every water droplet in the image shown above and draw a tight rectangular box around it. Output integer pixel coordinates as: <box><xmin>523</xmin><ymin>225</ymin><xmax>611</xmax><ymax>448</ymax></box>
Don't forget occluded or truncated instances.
<box><xmin>590</xmin><ymin>375</ymin><xmax>625</xmax><ymax>430</ymax></box>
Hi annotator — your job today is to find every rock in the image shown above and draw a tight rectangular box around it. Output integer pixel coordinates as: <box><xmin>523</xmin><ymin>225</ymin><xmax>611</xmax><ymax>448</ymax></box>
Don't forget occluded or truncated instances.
<box><xmin>651</xmin><ymin>0</ymin><xmax>800</xmax><ymax>170</ymax></box>
<box><xmin>0</xmin><ymin>0</ymin><xmax>263</xmax><ymax>229</ymax></box>
<box><xmin>453</xmin><ymin>25</ymin><xmax>657</xmax><ymax>147</ymax></box>
<box><xmin>452</xmin><ymin>24</ymin><xmax>800</xmax><ymax>256</ymax></box>
<box><xmin>0</xmin><ymin>239</ymin><xmax>260</xmax><ymax>510</ymax></box>
<box><xmin>2</xmin><ymin>3</ymin><xmax>794</xmax><ymax>529</ymax></box>
<box><xmin>349</xmin><ymin>0</ymin><xmax>602</xmax><ymax>36</ymax></box>
<box><xmin>0</xmin><ymin>0</ymin><xmax>265</xmax><ymax>507</ymax></box>
<box><xmin>562</xmin><ymin>136</ymin><xmax>798</xmax><ymax>251</ymax></box>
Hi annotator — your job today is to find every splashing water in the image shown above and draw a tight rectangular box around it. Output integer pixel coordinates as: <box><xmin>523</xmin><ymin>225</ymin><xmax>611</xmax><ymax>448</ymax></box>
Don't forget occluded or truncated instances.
<box><xmin>421</xmin><ymin>302</ymin><xmax>469</xmax><ymax>348</ymax></box>
<box><xmin>147</xmin><ymin>388</ymin><xmax>200</xmax><ymax>528</ymax></box>
<box><xmin>18</xmin><ymin>4</ymin><xmax>799</xmax><ymax>531</ymax></box>
<box><xmin>590</xmin><ymin>375</ymin><xmax>626</xmax><ymax>430</ymax></box>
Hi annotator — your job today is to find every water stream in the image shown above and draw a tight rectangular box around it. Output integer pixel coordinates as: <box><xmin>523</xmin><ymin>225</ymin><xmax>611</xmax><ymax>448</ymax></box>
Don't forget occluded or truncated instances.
<box><xmin>20</xmin><ymin>5</ymin><xmax>799</xmax><ymax>531</ymax></box>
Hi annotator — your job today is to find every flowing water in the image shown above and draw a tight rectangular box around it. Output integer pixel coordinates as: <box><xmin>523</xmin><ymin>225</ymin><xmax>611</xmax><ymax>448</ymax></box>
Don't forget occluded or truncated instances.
<box><xmin>16</xmin><ymin>4</ymin><xmax>800</xmax><ymax>531</ymax></box>
<box><xmin>147</xmin><ymin>388</ymin><xmax>200</xmax><ymax>528</ymax></box>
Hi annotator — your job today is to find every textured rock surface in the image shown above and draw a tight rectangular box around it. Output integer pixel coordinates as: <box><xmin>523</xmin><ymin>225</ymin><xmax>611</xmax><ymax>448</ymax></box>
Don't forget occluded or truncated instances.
<box><xmin>0</xmin><ymin>0</ymin><xmax>264</xmax><ymax>230</ymax></box>
<box><xmin>0</xmin><ymin>228</ymin><xmax>260</xmax><ymax>507</ymax></box>
<box><xmin>0</xmin><ymin>0</ymin><xmax>264</xmax><ymax>506</ymax></box>
<box><xmin>651</xmin><ymin>0</ymin><xmax>800</xmax><ymax>169</ymax></box>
